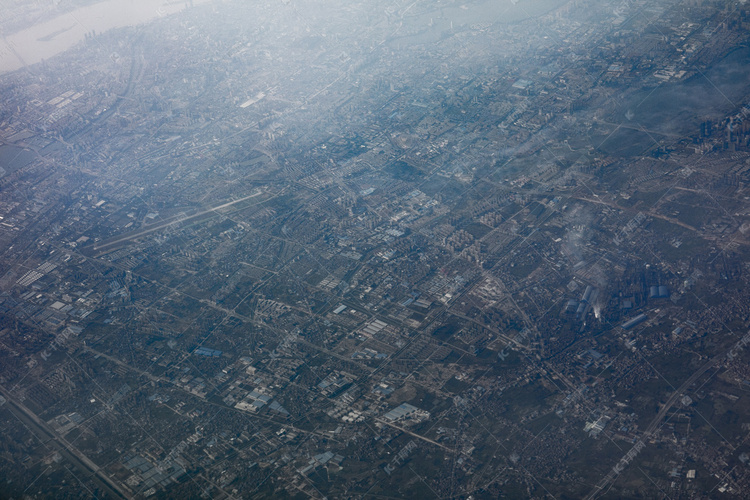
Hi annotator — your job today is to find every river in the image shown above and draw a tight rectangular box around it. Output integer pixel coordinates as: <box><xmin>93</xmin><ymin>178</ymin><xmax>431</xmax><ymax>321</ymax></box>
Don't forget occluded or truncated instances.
<box><xmin>0</xmin><ymin>0</ymin><xmax>212</xmax><ymax>75</ymax></box>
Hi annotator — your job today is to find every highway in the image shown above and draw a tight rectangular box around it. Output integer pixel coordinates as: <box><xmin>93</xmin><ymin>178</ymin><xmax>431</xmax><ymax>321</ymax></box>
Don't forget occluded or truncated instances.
<box><xmin>0</xmin><ymin>385</ymin><xmax>131</xmax><ymax>499</ymax></box>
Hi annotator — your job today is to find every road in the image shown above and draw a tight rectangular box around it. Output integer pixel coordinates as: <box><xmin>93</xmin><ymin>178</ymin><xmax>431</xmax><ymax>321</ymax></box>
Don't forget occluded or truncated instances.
<box><xmin>584</xmin><ymin>355</ymin><xmax>719</xmax><ymax>499</ymax></box>
<box><xmin>0</xmin><ymin>385</ymin><xmax>131</xmax><ymax>499</ymax></box>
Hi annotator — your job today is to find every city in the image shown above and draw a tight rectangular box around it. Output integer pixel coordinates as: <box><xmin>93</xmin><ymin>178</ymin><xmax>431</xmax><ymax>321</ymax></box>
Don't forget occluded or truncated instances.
<box><xmin>1</xmin><ymin>0</ymin><xmax>750</xmax><ymax>498</ymax></box>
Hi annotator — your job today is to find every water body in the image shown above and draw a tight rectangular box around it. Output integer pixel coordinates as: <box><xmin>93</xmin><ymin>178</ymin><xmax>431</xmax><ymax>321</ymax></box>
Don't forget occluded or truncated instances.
<box><xmin>0</xmin><ymin>0</ymin><xmax>212</xmax><ymax>75</ymax></box>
